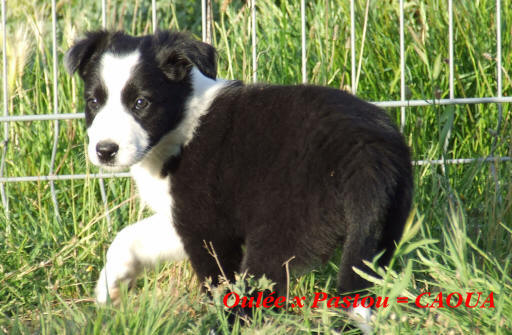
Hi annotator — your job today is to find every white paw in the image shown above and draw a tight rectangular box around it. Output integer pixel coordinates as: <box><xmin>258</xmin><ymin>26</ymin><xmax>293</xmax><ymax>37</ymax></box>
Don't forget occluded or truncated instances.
<box><xmin>95</xmin><ymin>267</ymin><xmax>121</xmax><ymax>305</ymax></box>
<box><xmin>92</xmin><ymin>214</ymin><xmax>187</xmax><ymax>305</ymax></box>
<box><xmin>349</xmin><ymin>306</ymin><xmax>373</xmax><ymax>335</ymax></box>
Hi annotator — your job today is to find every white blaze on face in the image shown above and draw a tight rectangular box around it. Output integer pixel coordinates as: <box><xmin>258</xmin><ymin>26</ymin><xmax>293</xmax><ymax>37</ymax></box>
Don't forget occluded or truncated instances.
<box><xmin>87</xmin><ymin>51</ymin><xmax>149</xmax><ymax>170</ymax></box>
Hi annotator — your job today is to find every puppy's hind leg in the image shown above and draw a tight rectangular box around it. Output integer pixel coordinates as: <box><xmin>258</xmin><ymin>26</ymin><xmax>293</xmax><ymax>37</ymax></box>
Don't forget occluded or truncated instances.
<box><xmin>95</xmin><ymin>213</ymin><xmax>187</xmax><ymax>304</ymax></box>
<box><xmin>336</xmin><ymin>164</ymin><xmax>397</xmax><ymax>335</ymax></box>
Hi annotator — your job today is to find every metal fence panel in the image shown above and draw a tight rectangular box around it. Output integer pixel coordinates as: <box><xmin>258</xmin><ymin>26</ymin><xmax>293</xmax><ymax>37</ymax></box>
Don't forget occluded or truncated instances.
<box><xmin>0</xmin><ymin>0</ymin><xmax>508</xmax><ymax>220</ymax></box>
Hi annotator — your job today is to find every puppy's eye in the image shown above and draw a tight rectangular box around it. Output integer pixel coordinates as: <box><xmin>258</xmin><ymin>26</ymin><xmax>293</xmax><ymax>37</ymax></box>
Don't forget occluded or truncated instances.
<box><xmin>134</xmin><ymin>97</ymin><xmax>149</xmax><ymax>111</ymax></box>
<box><xmin>87</xmin><ymin>97</ymin><xmax>99</xmax><ymax>110</ymax></box>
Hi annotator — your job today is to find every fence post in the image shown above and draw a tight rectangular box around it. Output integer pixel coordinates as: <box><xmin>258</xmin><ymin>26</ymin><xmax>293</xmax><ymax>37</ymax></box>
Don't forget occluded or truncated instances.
<box><xmin>0</xmin><ymin>0</ymin><xmax>9</xmax><ymax>222</ymax></box>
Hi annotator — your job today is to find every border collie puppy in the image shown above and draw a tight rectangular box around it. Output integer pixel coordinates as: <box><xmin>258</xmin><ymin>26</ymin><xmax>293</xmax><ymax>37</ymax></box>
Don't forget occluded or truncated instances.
<box><xmin>65</xmin><ymin>30</ymin><xmax>412</xmax><ymax>326</ymax></box>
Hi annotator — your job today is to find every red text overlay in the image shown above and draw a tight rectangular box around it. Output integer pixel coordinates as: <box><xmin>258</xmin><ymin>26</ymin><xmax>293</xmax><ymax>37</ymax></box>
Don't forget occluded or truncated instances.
<box><xmin>222</xmin><ymin>291</ymin><xmax>495</xmax><ymax>309</ymax></box>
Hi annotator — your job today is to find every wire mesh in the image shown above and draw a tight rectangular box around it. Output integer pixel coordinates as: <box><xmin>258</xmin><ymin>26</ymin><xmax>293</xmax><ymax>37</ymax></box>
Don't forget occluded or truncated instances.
<box><xmin>0</xmin><ymin>0</ymin><xmax>508</xmax><ymax>220</ymax></box>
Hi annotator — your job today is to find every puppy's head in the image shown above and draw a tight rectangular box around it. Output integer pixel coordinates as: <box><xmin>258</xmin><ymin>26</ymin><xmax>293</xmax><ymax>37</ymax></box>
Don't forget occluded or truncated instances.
<box><xmin>65</xmin><ymin>30</ymin><xmax>217</xmax><ymax>170</ymax></box>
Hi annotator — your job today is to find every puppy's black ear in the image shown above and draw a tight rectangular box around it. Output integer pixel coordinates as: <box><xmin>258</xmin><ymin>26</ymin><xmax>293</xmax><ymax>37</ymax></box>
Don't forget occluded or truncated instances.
<box><xmin>157</xmin><ymin>49</ymin><xmax>195</xmax><ymax>81</ymax></box>
<box><xmin>181</xmin><ymin>38</ymin><xmax>217</xmax><ymax>79</ymax></box>
<box><xmin>64</xmin><ymin>31</ymin><xmax>110</xmax><ymax>77</ymax></box>
<box><xmin>155</xmin><ymin>31</ymin><xmax>217</xmax><ymax>81</ymax></box>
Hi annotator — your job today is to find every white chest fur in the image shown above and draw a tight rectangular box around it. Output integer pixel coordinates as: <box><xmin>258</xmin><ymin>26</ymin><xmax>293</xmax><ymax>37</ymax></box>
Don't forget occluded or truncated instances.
<box><xmin>130</xmin><ymin>164</ymin><xmax>173</xmax><ymax>217</ymax></box>
<box><xmin>126</xmin><ymin>69</ymin><xmax>228</xmax><ymax>218</ymax></box>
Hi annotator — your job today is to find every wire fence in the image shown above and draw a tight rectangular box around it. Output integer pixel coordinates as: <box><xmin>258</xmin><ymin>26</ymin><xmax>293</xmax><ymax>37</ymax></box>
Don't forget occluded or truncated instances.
<box><xmin>0</xmin><ymin>0</ymin><xmax>509</xmax><ymax>220</ymax></box>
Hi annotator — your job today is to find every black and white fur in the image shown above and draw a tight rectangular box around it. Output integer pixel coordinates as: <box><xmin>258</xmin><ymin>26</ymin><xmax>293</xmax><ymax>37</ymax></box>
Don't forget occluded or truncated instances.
<box><xmin>65</xmin><ymin>30</ymin><xmax>412</xmax><ymax>331</ymax></box>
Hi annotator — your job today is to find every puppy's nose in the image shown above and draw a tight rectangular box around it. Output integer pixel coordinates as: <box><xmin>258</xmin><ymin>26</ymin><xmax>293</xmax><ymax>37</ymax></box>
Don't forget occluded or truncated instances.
<box><xmin>96</xmin><ymin>141</ymin><xmax>119</xmax><ymax>162</ymax></box>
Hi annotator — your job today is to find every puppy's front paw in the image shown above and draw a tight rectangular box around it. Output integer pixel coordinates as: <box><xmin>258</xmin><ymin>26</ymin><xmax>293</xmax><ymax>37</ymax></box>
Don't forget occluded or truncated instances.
<box><xmin>349</xmin><ymin>306</ymin><xmax>373</xmax><ymax>335</ymax></box>
<box><xmin>95</xmin><ymin>267</ymin><xmax>121</xmax><ymax>305</ymax></box>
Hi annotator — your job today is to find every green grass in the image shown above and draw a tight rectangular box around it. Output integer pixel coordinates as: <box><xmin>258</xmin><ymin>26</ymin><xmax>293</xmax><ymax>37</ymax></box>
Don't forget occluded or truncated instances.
<box><xmin>1</xmin><ymin>0</ymin><xmax>511</xmax><ymax>334</ymax></box>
